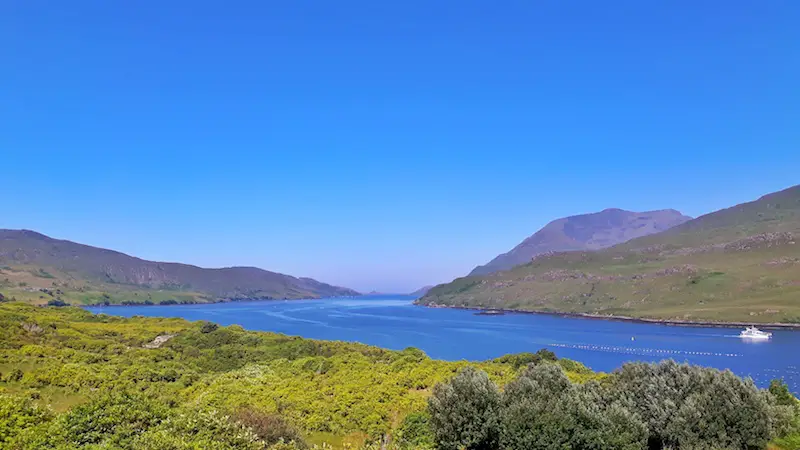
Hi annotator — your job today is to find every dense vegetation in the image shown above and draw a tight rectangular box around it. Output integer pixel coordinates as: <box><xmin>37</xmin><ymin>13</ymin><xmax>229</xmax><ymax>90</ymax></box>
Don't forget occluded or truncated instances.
<box><xmin>420</xmin><ymin>185</ymin><xmax>800</xmax><ymax>324</ymax></box>
<box><xmin>429</xmin><ymin>364</ymin><xmax>800</xmax><ymax>450</ymax></box>
<box><xmin>0</xmin><ymin>229</ymin><xmax>358</xmax><ymax>306</ymax></box>
<box><xmin>0</xmin><ymin>302</ymin><xmax>797</xmax><ymax>449</ymax></box>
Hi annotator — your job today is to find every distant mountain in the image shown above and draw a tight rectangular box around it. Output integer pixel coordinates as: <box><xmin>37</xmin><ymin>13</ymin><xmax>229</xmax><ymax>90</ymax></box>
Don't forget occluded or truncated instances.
<box><xmin>409</xmin><ymin>285</ymin><xmax>434</xmax><ymax>297</ymax></box>
<box><xmin>470</xmin><ymin>208</ymin><xmax>692</xmax><ymax>275</ymax></box>
<box><xmin>420</xmin><ymin>185</ymin><xmax>800</xmax><ymax>324</ymax></box>
<box><xmin>0</xmin><ymin>229</ymin><xmax>358</xmax><ymax>305</ymax></box>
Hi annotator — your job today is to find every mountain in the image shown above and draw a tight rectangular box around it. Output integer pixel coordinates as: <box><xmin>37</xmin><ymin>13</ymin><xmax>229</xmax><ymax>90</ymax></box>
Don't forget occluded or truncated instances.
<box><xmin>469</xmin><ymin>209</ymin><xmax>692</xmax><ymax>276</ymax></box>
<box><xmin>410</xmin><ymin>285</ymin><xmax>434</xmax><ymax>297</ymax></box>
<box><xmin>419</xmin><ymin>185</ymin><xmax>800</xmax><ymax>324</ymax></box>
<box><xmin>0</xmin><ymin>229</ymin><xmax>358</xmax><ymax>305</ymax></box>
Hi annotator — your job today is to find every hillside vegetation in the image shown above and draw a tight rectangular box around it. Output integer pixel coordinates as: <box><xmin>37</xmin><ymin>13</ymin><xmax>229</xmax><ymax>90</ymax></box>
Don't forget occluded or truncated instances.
<box><xmin>0</xmin><ymin>303</ymin><xmax>797</xmax><ymax>449</ymax></box>
<box><xmin>420</xmin><ymin>185</ymin><xmax>800</xmax><ymax>324</ymax></box>
<box><xmin>0</xmin><ymin>230</ymin><xmax>358</xmax><ymax>306</ymax></box>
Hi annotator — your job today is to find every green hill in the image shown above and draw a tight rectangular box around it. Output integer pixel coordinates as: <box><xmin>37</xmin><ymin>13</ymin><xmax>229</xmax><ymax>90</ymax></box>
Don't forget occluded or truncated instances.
<box><xmin>0</xmin><ymin>229</ymin><xmax>358</xmax><ymax>305</ymax></box>
<box><xmin>418</xmin><ymin>185</ymin><xmax>800</xmax><ymax>324</ymax></box>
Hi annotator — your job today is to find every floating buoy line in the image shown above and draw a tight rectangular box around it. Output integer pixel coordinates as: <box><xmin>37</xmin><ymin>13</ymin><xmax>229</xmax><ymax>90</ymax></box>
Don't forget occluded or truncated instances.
<box><xmin>548</xmin><ymin>342</ymin><xmax>741</xmax><ymax>358</ymax></box>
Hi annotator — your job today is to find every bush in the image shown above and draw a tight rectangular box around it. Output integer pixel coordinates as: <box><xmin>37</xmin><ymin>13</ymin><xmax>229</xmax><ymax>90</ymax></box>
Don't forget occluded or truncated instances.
<box><xmin>16</xmin><ymin>392</ymin><xmax>169</xmax><ymax>448</ymax></box>
<box><xmin>200</xmin><ymin>321</ymin><xmax>220</xmax><ymax>333</ymax></box>
<box><xmin>134</xmin><ymin>409</ymin><xmax>263</xmax><ymax>450</ymax></box>
<box><xmin>0</xmin><ymin>394</ymin><xmax>52</xmax><ymax>445</ymax></box>
<box><xmin>395</xmin><ymin>411</ymin><xmax>434</xmax><ymax>449</ymax></box>
<box><xmin>770</xmin><ymin>379</ymin><xmax>798</xmax><ymax>407</ymax></box>
<box><xmin>428</xmin><ymin>366</ymin><xmax>502</xmax><ymax>450</ymax></box>
<box><xmin>5</xmin><ymin>368</ymin><xmax>23</xmax><ymax>382</ymax></box>
<box><xmin>232</xmin><ymin>407</ymin><xmax>307</xmax><ymax>448</ymax></box>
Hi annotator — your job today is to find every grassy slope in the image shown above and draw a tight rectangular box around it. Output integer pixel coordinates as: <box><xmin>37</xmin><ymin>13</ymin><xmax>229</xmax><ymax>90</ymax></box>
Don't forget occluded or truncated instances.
<box><xmin>0</xmin><ymin>264</ymin><xmax>211</xmax><ymax>305</ymax></box>
<box><xmin>419</xmin><ymin>185</ymin><xmax>800</xmax><ymax>324</ymax></box>
<box><xmin>0</xmin><ymin>229</ymin><xmax>359</xmax><ymax>305</ymax></box>
<box><xmin>0</xmin><ymin>303</ymin><xmax>598</xmax><ymax>447</ymax></box>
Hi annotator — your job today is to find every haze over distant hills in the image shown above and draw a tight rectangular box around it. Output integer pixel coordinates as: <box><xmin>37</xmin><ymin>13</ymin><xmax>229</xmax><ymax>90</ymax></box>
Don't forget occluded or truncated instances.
<box><xmin>410</xmin><ymin>285</ymin><xmax>434</xmax><ymax>297</ymax></box>
<box><xmin>470</xmin><ymin>208</ymin><xmax>692</xmax><ymax>276</ymax></box>
<box><xmin>420</xmin><ymin>184</ymin><xmax>800</xmax><ymax>324</ymax></box>
<box><xmin>0</xmin><ymin>229</ymin><xmax>358</xmax><ymax>305</ymax></box>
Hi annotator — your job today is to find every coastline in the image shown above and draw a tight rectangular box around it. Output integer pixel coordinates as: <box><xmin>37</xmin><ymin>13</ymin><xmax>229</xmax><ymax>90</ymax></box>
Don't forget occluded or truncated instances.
<box><xmin>417</xmin><ymin>302</ymin><xmax>800</xmax><ymax>330</ymax></box>
<box><xmin>75</xmin><ymin>294</ymin><xmax>362</xmax><ymax>308</ymax></box>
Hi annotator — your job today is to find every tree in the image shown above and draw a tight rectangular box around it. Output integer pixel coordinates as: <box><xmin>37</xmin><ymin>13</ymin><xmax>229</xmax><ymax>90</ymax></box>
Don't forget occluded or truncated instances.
<box><xmin>500</xmin><ymin>363</ymin><xmax>645</xmax><ymax>450</ymax></box>
<box><xmin>665</xmin><ymin>371</ymin><xmax>773</xmax><ymax>449</ymax></box>
<box><xmin>611</xmin><ymin>360</ymin><xmax>780</xmax><ymax>449</ymax></box>
<box><xmin>428</xmin><ymin>366</ymin><xmax>502</xmax><ymax>450</ymax></box>
<box><xmin>769</xmin><ymin>379</ymin><xmax>797</xmax><ymax>407</ymax></box>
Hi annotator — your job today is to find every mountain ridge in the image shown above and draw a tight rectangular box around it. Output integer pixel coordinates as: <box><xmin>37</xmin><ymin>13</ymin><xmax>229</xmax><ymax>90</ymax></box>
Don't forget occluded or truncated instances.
<box><xmin>469</xmin><ymin>208</ymin><xmax>692</xmax><ymax>276</ymax></box>
<box><xmin>0</xmin><ymin>229</ymin><xmax>358</xmax><ymax>304</ymax></box>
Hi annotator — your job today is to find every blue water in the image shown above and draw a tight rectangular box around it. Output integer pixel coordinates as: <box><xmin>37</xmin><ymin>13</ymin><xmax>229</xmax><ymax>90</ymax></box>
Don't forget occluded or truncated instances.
<box><xmin>86</xmin><ymin>295</ymin><xmax>800</xmax><ymax>393</ymax></box>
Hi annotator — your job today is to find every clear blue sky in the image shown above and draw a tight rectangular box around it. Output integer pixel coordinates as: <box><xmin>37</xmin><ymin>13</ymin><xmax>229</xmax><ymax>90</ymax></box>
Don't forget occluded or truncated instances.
<box><xmin>2</xmin><ymin>1</ymin><xmax>799</xmax><ymax>293</ymax></box>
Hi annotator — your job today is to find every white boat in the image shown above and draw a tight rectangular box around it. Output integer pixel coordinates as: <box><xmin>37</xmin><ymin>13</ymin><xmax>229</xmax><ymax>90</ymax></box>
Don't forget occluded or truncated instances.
<box><xmin>739</xmin><ymin>326</ymin><xmax>772</xmax><ymax>340</ymax></box>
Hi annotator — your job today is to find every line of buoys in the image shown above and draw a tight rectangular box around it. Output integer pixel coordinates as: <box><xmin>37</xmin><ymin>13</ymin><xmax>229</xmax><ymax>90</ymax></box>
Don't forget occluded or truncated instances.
<box><xmin>548</xmin><ymin>343</ymin><xmax>741</xmax><ymax>358</ymax></box>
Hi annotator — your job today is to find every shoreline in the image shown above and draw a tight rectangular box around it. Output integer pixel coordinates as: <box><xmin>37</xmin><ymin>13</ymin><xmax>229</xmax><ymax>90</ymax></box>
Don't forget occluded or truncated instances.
<box><xmin>75</xmin><ymin>295</ymin><xmax>362</xmax><ymax>308</ymax></box>
<box><xmin>417</xmin><ymin>302</ymin><xmax>800</xmax><ymax>330</ymax></box>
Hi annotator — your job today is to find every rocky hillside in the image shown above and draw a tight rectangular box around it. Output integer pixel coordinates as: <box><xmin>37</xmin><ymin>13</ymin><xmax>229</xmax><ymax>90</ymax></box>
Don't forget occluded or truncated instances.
<box><xmin>420</xmin><ymin>185</ymin><xmax>800</xmax><ymax>324</ymax></box>
<box><xmin>470</xmin><ymin>208</ymin><xmax>691</xmax><ymax>275</ymax></box>
<box><xmin>0</xmin><ymin>229</ymin><xmax>358</xmax><ymax>304</ymax></box>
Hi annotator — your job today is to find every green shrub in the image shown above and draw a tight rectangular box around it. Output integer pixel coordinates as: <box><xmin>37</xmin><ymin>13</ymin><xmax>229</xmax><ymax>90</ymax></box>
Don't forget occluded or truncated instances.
<box><xmin>395</xmin><ymin>411</ymin><xmax>434</xmax><ymax>449</ymax></box>
<box><xmin>428</xmin><ymin>366</ymin><xmax>501</xmax><ymax>450</ymax></box>
<box><xmin>232</xmin><ymin>407</ymin><xmax>307</xmax><ymax>448</ymax></box>
<box><xmin>17</xmin><ymin>392</ymin><xmax>169</xmax><ymax>448</ymax></box>
<box><xmin>0</xmin><ymin>394</ymin><xmax>52</xmax><ymax>445</ymax></box>
<box><xmin>133</xmin><ymin>409</ymin><xmax>263</xmax><ymax>450</ymax></box>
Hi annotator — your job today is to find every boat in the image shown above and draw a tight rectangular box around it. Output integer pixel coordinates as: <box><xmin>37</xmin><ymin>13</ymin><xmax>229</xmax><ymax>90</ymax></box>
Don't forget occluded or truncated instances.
<box><xmin>739</xmin><ymin>327</ymin><xmax>772</xmax><ymax>340</ymax></box>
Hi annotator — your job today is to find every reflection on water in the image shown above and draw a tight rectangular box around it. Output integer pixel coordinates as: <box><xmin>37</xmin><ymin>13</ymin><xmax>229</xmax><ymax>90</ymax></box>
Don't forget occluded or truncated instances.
<box><xmin>87</xmin><ymin>295</ymin><xmax>800</xmax><ymax>393</ymax></box>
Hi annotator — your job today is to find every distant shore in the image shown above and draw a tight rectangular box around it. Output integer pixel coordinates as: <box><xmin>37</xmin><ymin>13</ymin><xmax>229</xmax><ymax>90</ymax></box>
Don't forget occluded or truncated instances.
<box><xmin>418</xmin><ymin>302</ymin><xmax>800</xmax><ymax>330</ymax></box>
<box><xmin>78</xmin><ymin>295</ymin><xmax>362</xmax><ymax>308</ymax></box>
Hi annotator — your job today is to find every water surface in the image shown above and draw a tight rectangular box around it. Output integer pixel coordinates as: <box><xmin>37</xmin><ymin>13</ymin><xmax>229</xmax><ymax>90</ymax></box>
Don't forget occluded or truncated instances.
<box><xmin>87</xmin><ymin>295</ymin><xmax>800</xmax><ymax>393</ymax></box>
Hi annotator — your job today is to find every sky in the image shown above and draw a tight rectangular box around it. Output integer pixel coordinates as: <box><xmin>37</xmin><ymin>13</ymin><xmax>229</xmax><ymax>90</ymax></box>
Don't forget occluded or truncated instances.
<box><xmin>2</xmin><ymin>1</ymin><xmax>799</xmax><ymax>293</ymax></box>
